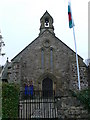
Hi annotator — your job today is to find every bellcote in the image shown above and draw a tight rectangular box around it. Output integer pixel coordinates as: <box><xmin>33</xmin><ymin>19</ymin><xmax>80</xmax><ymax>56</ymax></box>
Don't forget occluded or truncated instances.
<box><xmin>40</xmin><ymin>11</ymin><xmax>54</xmax><ymax>35</ymax></box>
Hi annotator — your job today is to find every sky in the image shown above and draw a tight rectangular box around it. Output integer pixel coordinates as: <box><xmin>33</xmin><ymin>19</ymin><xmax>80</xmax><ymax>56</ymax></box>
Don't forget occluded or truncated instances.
<box><xmin>0</xmin><ymin>0</ymin><xmax>89</xmax><ymax>65</ymax></box>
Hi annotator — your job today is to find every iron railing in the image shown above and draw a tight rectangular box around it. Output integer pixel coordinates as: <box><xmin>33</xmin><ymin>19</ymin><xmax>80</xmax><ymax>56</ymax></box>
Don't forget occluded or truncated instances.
<box><xmin>20</xmin><ymin>90</ymin><xmax>55</xmax><ymax>100</ymax></box>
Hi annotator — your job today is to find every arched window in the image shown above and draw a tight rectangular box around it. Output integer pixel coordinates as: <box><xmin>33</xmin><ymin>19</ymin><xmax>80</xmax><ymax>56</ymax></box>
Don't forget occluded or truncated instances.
<box><xmin>41</xmin><ymin>48</ymin><xmax>44</xmax><ymax>69</ymax></box>
<box><xmin>50</xmin><ymin>47</ymin><xmax>53</xmax><ymax>70</ymax></box>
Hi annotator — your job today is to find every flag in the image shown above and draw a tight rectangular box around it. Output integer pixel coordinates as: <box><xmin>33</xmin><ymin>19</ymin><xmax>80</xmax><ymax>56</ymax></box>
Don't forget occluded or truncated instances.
<box><xmin>68</xmin><ymin>1</ymin><xmax>74</xmax><ymax>28</ymax></box>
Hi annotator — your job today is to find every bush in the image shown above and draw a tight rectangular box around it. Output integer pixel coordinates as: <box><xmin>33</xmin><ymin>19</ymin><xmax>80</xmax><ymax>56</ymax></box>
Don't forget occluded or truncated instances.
<box><xmin>72</xmin><ymin>88</ymin><xmax>90</xmax><ymax>112</ymax></box>
<box><xmin>2</xmin><ymin>82</ymin><xmax>20</xmax><ymax>119</ymax></box>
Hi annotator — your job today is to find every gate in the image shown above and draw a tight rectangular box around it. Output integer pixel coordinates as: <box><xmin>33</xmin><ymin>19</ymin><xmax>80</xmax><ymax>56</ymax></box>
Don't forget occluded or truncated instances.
<box><xmin>19</xmin><ymin>90</ymin><xmax>58</xmax><ymax>119</ymax></box>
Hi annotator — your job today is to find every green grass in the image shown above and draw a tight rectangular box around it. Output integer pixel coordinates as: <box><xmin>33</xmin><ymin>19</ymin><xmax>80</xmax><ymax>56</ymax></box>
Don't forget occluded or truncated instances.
<box><xmin>2</xmin><ymin>82</ymin><xmax>20</xmax><ymax>119</ymax></box>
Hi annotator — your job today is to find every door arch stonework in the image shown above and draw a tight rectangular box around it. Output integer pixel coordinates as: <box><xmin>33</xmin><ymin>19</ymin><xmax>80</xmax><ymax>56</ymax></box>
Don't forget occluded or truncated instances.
<box><xmin>37</xmin><ymin>73</ymin><xmax>57</xmax><ymax>92</ymax></box>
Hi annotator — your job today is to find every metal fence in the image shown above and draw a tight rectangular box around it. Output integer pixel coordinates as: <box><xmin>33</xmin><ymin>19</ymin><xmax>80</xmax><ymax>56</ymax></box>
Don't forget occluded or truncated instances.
<box><xmin>19</xmin><ymin>90</ymin><xmax>58</xmax><ymax>119</ymax></box>
<box><xmin>20</xmin><ymin>90</ymin><xmax>55</xmax><ymax>100</ymax></box>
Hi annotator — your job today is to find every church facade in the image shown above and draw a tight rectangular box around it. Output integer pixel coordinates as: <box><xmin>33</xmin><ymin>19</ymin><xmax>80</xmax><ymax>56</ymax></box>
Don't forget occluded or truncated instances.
<box><xmin>7</xmin><ymin>11</ymin><xmax>89</xmax><ymax>119</ymax></box>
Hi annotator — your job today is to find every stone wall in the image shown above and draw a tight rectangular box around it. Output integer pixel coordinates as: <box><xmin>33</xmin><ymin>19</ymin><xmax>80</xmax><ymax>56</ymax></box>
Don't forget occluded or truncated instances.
<box><xmin>57</xmin><ymin>96</ymin><xmax>89</xmax><ymax>119</ymax></box>
<box><xmin>8</xmin><ymin>31</ymin><xmax>88</xmax><ymax>91</ymax></box>
<box><xmin>8</xmin><ymin>30</ymin><xmax>89</xmax><ymax>119</ymax></box>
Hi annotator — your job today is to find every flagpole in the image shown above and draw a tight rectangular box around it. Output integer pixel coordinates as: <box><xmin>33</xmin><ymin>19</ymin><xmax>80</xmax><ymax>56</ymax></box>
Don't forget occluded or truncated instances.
<box><xmin>72</xmin><ymin>26</ymin><xmax>81</xmax><ymax>90</ymax></box>
<box><xmin>68</xmin><ymin>0</ymin><xmax>81</xmax><ymax>90</ymax></box>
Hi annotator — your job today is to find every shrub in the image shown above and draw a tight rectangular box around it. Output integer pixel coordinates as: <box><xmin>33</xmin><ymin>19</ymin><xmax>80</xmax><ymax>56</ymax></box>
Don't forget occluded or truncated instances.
<box><xmin>72</xmin><ymin>88</ymin><xmax>90</xmax><ymax>112</ymax></box>
<box><xmin>2</xmin><ymin>82</ymin><xmax>20</xmax><ymax>119</ymax></box>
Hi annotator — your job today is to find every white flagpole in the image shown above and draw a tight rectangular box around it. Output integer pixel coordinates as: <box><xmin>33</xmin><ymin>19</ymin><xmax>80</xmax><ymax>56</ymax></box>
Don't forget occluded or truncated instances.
<box><xmin>69</xmin><ymin>0</ymin><xmax>81</xmax><ymax>90</ymax></box>
<box><xmin>73</xmin><ymin>26</ymin><xmax>81</xmax><ymax>90</ymax></box>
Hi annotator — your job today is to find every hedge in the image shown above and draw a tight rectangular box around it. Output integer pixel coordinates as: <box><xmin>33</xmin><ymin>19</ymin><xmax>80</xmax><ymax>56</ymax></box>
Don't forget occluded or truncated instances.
<box><xmin>2</xmin><ymin>83</ymin><xmax>20</xmax><ymax>119</ymax></box>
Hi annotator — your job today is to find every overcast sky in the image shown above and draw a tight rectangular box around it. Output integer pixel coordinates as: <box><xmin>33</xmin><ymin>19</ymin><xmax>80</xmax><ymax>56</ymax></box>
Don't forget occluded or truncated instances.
<box><xmin>0</xmin><ymin>0</ymin><xmax>89</xmax><ymax>65</ymax></box>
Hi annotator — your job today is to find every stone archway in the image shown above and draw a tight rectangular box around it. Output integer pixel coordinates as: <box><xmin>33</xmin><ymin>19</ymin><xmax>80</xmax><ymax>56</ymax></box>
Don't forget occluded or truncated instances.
<box><xmin>37</xmin><ymin>73</ymin><xmax>57</xmax><ymax>98</ymax></box>
<box><xmin>42</xmin><ymin>77</ymin><xmax>53</xmax><ymax>98</ymax></box>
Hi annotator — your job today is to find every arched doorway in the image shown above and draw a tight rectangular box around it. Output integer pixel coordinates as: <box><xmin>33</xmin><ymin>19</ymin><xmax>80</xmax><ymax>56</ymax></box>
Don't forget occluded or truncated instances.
<box><xmin>42</xmin><ymin>77</ymin><xmax>53</xmax><ymax>98</ymax></box>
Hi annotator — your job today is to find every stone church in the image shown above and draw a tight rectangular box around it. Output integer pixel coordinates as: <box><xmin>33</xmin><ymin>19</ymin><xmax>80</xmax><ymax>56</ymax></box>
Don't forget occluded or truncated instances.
<box><xmin>5</xmin><ymin>11</ymin><xmax>89</xmax><ymax>119</ymax></box>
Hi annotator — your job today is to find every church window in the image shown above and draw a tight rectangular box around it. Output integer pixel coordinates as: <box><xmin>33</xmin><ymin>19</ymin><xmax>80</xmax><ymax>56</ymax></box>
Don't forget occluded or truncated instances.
<box><xmin>41</xmin><ymin>48</ymin><xmax>44</xmax><ymax>69</ymax></box>
<box><xmin>50</xmin><ymin>47</ymin><xmax>53</xmax><ymax>70</ymax></box>
<box><xmin>25</xmin><ymin>85</ymin><xmax>33</xmax><ymax>96</ymax></box>
<box><xmin>45</xmin><ymin>18</ymin><xmax>49</xmax><ymax>27</ymax></box>
<box><xmin>44</xmin><ymin>39</ymin><xmax>50</xmax><ymax>48</ymax></box>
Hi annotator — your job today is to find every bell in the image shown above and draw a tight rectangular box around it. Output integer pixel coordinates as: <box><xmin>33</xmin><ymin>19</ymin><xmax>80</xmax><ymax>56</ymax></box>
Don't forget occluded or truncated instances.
<box><xmin>45</xmin><ymin>20</ymin><xmax>49</xmax><ymax>26</ymax></box>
